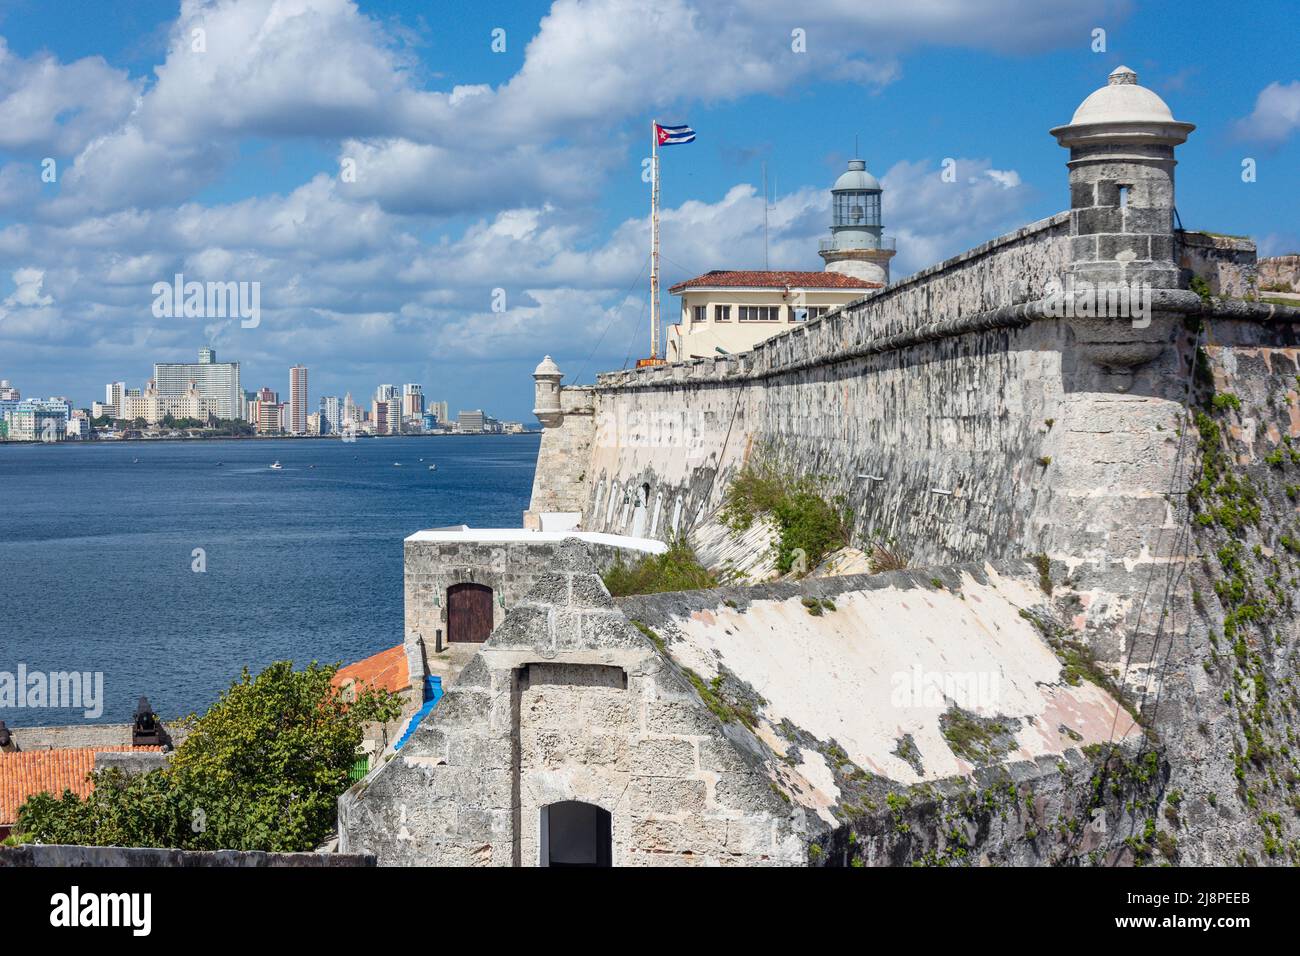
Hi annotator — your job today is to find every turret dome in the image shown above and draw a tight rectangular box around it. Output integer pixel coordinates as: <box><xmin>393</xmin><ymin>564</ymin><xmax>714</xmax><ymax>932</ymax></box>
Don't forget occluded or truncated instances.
<box><xmin>1069</xmin><ymin>66</ymin><xmax>1175</xmax><ymax>125</ymax></box>
<box><xmin>1051</xmin><ymin>66</ymin><xmax>1194</xmax><ymax>148</ymax></box>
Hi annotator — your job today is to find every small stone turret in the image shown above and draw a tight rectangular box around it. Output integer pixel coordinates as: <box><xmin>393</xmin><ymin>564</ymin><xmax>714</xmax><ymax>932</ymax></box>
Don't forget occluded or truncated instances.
<box><xmin>1051</xmin><ymin>65</ymin><xmax>1194</xmax><ymax>290</ymax></box>
<box><xmin>532</xmin><ymin>355</ymin><xmax>563</xmax><ymax>428</ymax></box>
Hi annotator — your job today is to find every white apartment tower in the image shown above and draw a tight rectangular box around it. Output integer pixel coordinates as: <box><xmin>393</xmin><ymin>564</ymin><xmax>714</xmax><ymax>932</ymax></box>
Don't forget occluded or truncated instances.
<box><xmin>153</xmin><ymin>347</ymin><xmax>241</xmax><ymax>420</ymax></box>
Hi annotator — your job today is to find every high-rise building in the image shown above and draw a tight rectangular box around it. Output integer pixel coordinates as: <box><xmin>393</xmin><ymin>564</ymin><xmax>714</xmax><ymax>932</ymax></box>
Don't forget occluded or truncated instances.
<box><xmin>250</xmin><ymin>386</ymin><xmax>282</xmax><ymax>435</ymax></box>
<box><xmin>153</xmin><ymin>347</ymin><xmax>242</xmax><ymax>419</ymax></box>
<box><xmin>0</xmin><ymin>380</ymin><xmax>19</xmax><ymax>401</ymax></box>
<box><xmin>403</xmin><ymin>383</ymin><xmax>424</xmax><ymax>419</ymax></box>
<box><xmin>371</xmin><ymin>399</ymin><xmax>389</xmax><ymax>435</ymax></box>
<box><xmin>289</xmin><ymin>365</ymin><xmax>308</xmax><ymax>435</ymax></box>
<box><xmin>320</xmin><ymin>395</ymin><xmax>342</xmax><ymax>435</ymax></box>
<box><xmin>428</xmin><ymin>400</ymin><xmax>449</xmax><ymax>425</ymax></box>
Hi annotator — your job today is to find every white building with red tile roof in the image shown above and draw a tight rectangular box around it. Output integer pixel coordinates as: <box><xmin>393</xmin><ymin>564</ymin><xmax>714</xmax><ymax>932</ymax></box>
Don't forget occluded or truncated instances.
<box><xmin>666</xmin><ymin>269</ymin><xmax>880</xmax><ymax>361</ymax></box>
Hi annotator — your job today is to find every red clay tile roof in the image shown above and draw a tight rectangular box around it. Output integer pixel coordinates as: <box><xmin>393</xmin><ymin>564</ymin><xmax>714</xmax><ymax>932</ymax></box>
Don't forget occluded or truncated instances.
<box><xmin>332</xmin><ymin>644</ymin><xmax>410</xmax><ymax>697</ymax></box>
<box><xmin>668</xmin><ymin>270</ymin><xmax>882</xmax><ymax>293</ymax></box>
<box><xmin>0</xmin><ymin>747</ymin><xmax>164</xmax><ymax>824</ymax></box>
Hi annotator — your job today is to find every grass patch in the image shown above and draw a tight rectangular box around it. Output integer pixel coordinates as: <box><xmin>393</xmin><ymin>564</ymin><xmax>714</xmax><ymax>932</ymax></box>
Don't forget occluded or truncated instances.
<box><xmin>939</xmin><ymin>707</ymin><xmax>1017</xmax><ymax>764</ymax></box>
<box><xmin>867</xmin><ymin>538</ymin><xmax>909</xmax><ymax>573</ymax></box>
<box><xmin>602</xmin><ymin>538</ymin><xmax>717</xmax><ymax>596</ymax></box>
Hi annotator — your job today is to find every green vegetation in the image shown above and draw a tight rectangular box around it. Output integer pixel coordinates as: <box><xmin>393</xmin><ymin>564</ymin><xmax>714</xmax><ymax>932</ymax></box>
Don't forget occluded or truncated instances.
<box><xmin>601</xmin><ymin>538</ymin><xmax>717</xmax><ymax>596</ymax></box>
<box><xmin>721</xmin><ymin>448</ymin><xmax>852</xmax><ymax>575</ymax></box>
<box><xmin>800</xmin><ymin>596</ymin><xmax>837</xmax><ymax>616</ymax></box>
<box><xmin>682</xmin><ymin>668</ymin><xmax>757</xmax><ymax>729</ymax></box>
<box><xmin>14</xmin><ymin>661</ymin><xmax>400</xmax><ymax>852</ymax></box>
<box><xmin>1190</xmin><ymin>274</ymin><xmax>1214</xmax><ymax>303</ymax></box>
<box><xmin>1033</xmin><ymin>553</ymin><xmax>1053</xmax><ymax>595</ymax></box>
<box><xmin>629</xmin><ymin>620</ymin><xmax>667</xmax><ymax>652</ymax></box>
<box><xmin>1188</xmin><ymin>412</ymin><xmax>1261</xmax><ymax>533</ymax></box>
<box><xmin>939</xmin><ymin>707</ymin><xmax>1016</xmax><ymax>764</ymax></box>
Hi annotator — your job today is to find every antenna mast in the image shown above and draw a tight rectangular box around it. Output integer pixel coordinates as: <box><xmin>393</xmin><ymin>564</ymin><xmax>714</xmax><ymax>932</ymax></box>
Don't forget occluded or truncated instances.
<box><xmin>762</xmin><ymin>161</ymin><xmax>769</xmax><ymax>271</ymax></box>
<box><xmin>649</xmin><ymin>120</ymin><xmax>661</xmax><ymax>360</ymax></box>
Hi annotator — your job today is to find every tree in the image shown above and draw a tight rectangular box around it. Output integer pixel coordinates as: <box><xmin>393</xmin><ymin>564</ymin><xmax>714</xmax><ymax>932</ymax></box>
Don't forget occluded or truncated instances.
<box><xmin>14</xmin><ymin>661</ymin><xmax>401</xmax><ymax>852</ymax></box>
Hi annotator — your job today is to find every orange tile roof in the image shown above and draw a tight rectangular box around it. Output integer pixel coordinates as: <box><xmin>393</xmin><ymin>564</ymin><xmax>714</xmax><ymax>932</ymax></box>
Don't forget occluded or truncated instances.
<box><xmin>332</xmin><ymin>644</ymin><xmax>410</xmax><ymax>697</ymax></box>
<box><xmin>669</xmin><ymin>270</ymin><xmax>882</xmax><ymax>293</ymax></box>
<box><xmin>0</xmin><ymin>747</ymin><xmax>164</xmax><ymax>824</ymax></box>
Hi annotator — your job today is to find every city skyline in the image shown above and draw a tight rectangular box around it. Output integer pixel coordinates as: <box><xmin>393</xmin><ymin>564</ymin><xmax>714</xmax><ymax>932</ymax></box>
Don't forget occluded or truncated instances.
<box><xmin>0</xmin><ymin>341</ymin><xmax>521</xmax><ymax>440</ymax></box>
<box><xmin>1</xmin><ymin>1</ymin><xmax>1296</xmax><ymax>418</ymax></box>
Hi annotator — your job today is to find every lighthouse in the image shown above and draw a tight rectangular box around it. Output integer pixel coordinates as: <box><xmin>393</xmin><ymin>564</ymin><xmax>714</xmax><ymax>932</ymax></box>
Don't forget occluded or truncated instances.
<box><xmin>818</xmin><ymin>158</ymin><xmax>896</xmax><ymax>285</ymax></box>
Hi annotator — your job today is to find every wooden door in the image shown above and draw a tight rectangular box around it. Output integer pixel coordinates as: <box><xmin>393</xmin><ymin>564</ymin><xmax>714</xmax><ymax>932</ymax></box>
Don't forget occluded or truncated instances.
<box><xmin>448</xmin><ymin>583</ymin><xmax>494</xmax><ymax>643</ymax></box>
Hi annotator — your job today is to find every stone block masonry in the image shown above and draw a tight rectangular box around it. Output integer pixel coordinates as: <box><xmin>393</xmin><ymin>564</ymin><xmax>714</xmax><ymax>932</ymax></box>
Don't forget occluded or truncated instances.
<box><xmin>342</xmin><ymin>539</ymin><xmax>811</xmax><ymax>866</ymax></box>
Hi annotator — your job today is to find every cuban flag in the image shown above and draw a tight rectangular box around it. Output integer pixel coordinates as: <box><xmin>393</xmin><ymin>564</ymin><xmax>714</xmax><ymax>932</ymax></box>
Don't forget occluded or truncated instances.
<box><xmin>655</xmin><ymin>122</ymin><xmax>696</xmax><ymax>146</ymax></box>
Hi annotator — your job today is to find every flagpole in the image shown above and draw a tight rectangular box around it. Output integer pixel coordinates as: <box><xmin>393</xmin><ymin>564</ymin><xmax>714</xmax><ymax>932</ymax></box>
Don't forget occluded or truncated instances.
<box><xmin>650</xmin><ymin>120</ymin><xmax>660</xmax><ymax>360</ymax></box>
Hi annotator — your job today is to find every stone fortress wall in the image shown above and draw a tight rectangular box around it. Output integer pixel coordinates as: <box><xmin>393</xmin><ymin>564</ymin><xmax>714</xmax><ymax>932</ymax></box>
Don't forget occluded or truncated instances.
<box><xmin>517</xmin><ymin>67</ymin><xmax>1300</xmax><ymax>864</ymax></box>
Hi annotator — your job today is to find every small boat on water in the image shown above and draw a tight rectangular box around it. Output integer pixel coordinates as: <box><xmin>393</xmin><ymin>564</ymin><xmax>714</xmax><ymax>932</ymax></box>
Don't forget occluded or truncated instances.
<box><xmin>216</xmin><ymin>462</ymin><xmax>223</xmax><ymax>466</ymax></box>
<box><xmin>270</xmin><ymin>461</ymin><xmax>283</xmax><ymax>470</ymax></box>
<box><xmin>393</xmin><ymin>462</ymin><xmax>402</xmax><ymax>467</ymax></box>
<box><xmin>132</xmin><ymin>458</ymin><xmax>140</xmax><ymax>463</ymax></box>
<box><xmin>428</xmin><ymin>464</ymin><xmax>437</xmax><ymax>471</ymax></box>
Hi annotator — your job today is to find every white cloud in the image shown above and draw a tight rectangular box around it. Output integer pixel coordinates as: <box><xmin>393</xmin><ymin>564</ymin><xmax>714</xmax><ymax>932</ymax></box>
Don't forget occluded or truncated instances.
<box><xmin>1234</xmin><ymin>81</ymin><xmax>1300</xmax><ymax>144</ymax></box>
<box><xmin>0</xmin><ymin>38</ymin><xmax>139</xmax><ymax>156</ymax></box>
<box><xmin>882</xmin><ymin>158</ymin><xmax>1035</xmax><ymax>276</ymax></box>
<box><xmin>0</xmin><ymin>0</ymin><xmax>1068</xmax><ymax>401</ymax></box>
<box><xmin>4</xmin><ymin>267</ymin><xmax>54</xmax><ymax>308</ymax></box>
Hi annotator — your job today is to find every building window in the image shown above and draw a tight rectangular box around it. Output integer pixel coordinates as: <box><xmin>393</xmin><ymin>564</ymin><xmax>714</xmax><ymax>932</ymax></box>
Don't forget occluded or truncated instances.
<box><xmin>791</xmin><ymin>306</ymin><xmax>829</xmax><ymax>322</ymax></box>
<box><xmin>738</xmin><ymin>306</ymin><xmax>781</xmax><ymax>322</ymax></box>
<box><xmin>692</xmin><ymin>305</ymin><xmax>707</xmax><ymax>324</ymax></box>
<box><xmin>714</xmin><ymin>305</ymin><xmax>731</xmax><ymax>322</ymax></box>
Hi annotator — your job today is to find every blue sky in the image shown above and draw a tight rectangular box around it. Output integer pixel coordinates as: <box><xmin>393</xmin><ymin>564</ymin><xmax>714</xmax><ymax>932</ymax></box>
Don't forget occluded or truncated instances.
<box><xmin>0</xmin><ymin>0</ymin><xmax>1296</xmax><ymax>419</ymax></box>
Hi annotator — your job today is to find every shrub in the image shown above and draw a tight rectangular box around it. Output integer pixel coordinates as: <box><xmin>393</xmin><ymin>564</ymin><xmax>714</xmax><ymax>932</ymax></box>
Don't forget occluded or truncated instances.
<box><xmin>602</xmin><ymin>538</ymin><xmax>717</xmax><ymax>596</ymax></box>
<box><xmin>721</xmin><ymin>448</ymin><xmax>852</xmax><ymax>575</ymax></box>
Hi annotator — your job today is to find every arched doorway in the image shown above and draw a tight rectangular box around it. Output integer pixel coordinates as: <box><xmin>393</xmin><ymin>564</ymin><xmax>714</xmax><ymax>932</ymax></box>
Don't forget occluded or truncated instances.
<box><xmin>631</xmin><ymin>483</ymin><xmax>650</xmax><ymax>538</ymax></box>
<box><xmin>447</xmin><ymin>582</ymin><xmax>494</xmax><ymax>643</ymax></box>
<box><xmin>540</xmin><ymin>801</ymin><xmax>612</xmax><ymax>867</ymax></box>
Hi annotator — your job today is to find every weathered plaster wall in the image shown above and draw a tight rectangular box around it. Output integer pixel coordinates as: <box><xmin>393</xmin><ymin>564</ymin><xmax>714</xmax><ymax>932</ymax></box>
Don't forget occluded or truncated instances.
<box><xmin>1258</xmin><ymin>255</ymin><xmax>1300</xmax><ymax>292</ymax></box>
<box><xmin>616</xmin><ymin>563</ymin><xmax>1165</xmax><ymax>866</ymax></box>
<box><xmin>1177</xmin><ymin>231</ymin><xmax>1258</xmax><ymax>298</ymax></box>
<box><xmin>341</xmin><ymin>540</ymin><xmax>812</xmax><ymax>866</ymax></box>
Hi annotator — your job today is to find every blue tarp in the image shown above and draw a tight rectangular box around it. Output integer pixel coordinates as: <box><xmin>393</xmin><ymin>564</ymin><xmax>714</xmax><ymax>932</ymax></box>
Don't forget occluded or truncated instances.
<box><xmin>394</xmin><ymin>674</ymin><xmax>443</xmax><ymax>751</ymax></box>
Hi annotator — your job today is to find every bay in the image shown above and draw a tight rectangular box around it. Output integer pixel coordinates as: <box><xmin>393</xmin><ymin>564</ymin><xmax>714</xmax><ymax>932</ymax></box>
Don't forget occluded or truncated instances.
<box><xmin>0</xmin><ymin>433</ymin><xmax>539</xmax><ymax>726</ymax></box>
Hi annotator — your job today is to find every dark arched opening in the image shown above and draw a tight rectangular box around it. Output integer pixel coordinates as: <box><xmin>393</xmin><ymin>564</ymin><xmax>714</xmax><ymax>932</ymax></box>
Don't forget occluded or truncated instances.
<box><xmin>540</xmin><ymin>801</ymin><xmax>612</xmax><ymax>867</ymax></box>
